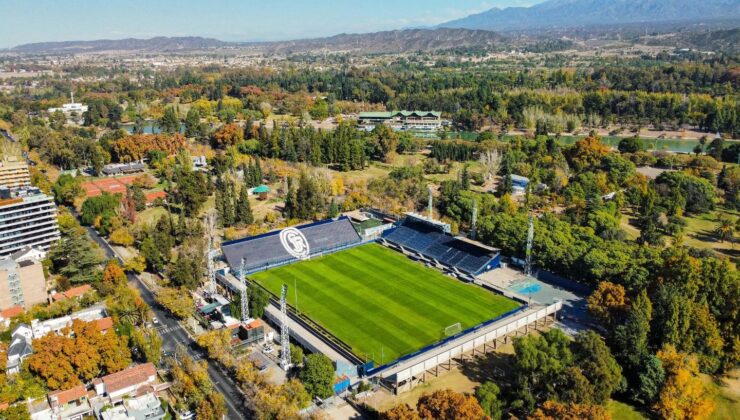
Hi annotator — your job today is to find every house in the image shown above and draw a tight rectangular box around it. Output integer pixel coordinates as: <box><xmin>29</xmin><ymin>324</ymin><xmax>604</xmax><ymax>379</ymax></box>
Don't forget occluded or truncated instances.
<box><xmin>30</xmin><ymin>306</ymin><xmax>108</xmax><ymax>339</ymax></box>
<box><xmin>50</xmin><ymin>284</ymin><xmax>93</xmax><ymax>302</ymax></box>
<box><xmin>0</xmin><ymin>305</ymin><xmax>23</xmax><ymax>328</ymax></box>
<box><xmin>6</xmin><ymin>323</ymin><xmax>33</xmax><ymax>374</ymax></box>
<box><xmin>10</xmin><ymin>246</ymin><xmax>46</xmax><ymax>263</ymax></box>
<box><xmin>28</xmin><ymin>385</ymin><xmax>93</xmax><ymax>420</ymax></box>
<box><xmin>101</xmin><ymin>163</ymin><xmax>145</xmax><ymax>177</ymax></box>
<box><xmin>93</xmin><ymin>363</ymin><xmax>158</xmax><ymax>402</ymax></box>
<box><xmin>358</xmin><ymin>110</ymin><xmax>443</xmax><ymax>132</ymax></box>
<box><xmin>99</xmin><ymin>393</ymin><xmax>166</xmax><ymax>420</ymax></box>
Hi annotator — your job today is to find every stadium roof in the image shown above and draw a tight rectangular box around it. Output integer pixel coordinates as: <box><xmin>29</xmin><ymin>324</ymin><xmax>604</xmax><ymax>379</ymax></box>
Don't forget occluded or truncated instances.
<box><xmin>359</xmin><ymin>111</ymin><xmax>441</xmax><ymax>119</ymax></box>
<box><xmin>221</xmin><ymin>216</ymin><xmax>362</xmax><ymax>274</ymax></box>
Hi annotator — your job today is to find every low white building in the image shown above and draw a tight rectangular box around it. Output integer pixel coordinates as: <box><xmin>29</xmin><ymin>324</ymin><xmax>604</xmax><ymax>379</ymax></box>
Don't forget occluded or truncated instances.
<box><xmin>47</xmin><ymin>93</ymin><xmax>88</xmax><ymax>116</ymax></box>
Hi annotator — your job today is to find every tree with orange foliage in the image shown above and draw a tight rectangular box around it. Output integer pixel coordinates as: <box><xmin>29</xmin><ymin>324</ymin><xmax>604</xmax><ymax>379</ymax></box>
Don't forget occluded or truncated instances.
<box><xmin>212</xmin><ymin>123</ymin><xmax>243</xmax><ymax>148</ymax></box>
<box><xmin>102</xmin><ymin>260</ymin><xmax>127</xmax><ymax>288</ymax></box>
<box><xmin>27</xmin><ymin>334</ymin><xmax>80</xmax><ymax>390</ymax></box>
<box><xmin>416</xmin><ymin>389</ymin><xmax>488</xmax><ymax>420</ymax></box>
<box><xmin>567</xmin><ymin>134</ymin><xmax>610</xmax><ymax>172</ymax></box>
<box><xmin>654</xmin><ymin>344</ymin><xmax>714</xmax><ymax>420</ymax></box>
<box><xmin>112</xmin><ymin>134</ymin><xmax>186</xmax><ymax>162</ymax></box>
<box><xmin>382</xmin><ymin>403</ymin><xmax>421</xmax><ymax>420</ymax></box>
<box><xmin>587</xmin><ymin>281</ymin><xmax>628</xmax><ymax>327</ymax></box>
<box><xmin>528</xmin><ymin>401</ymin><xmax>610</xmax><ymax>420</ymax></box>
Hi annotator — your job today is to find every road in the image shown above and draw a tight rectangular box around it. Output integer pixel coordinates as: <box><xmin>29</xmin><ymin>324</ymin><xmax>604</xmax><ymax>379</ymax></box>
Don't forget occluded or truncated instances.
<box><xmin>84</xmin><ymin>225</ymin><xmax>249</xmax><ymax>420</ymax></box>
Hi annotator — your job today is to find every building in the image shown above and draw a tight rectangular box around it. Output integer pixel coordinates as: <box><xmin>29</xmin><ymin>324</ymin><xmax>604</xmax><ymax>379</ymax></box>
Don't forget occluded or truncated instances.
<box><xmin>0</xmin><ymin>186</ymin><xmax>60</xmax><ymax>257</ymax></box>
<box><xmin>0</xmin><ymin>305</ymin><xmax>23</xmax><ymax>328</ymax></box>
<box><xmin>6</xmin><ymin>324</ymin><xmax>33</xmax><ymax>375</ymax></box>
<box><xmin>30</xmin><ymin>306</ymin><xmax>108</xmax><ymax>339</ymax></box>
<box><xmin>50</xmin><ymin>284</ymin><xmax>93</xmax><ymax>302</ymax></box>
<box><xmin>358</xmin><ymin>111</ymin><xmax>442</xmax><ymax>132</ymax></box>
<box><xmin>99</xmin><ymin>393</ymin><xmax>166</xmax><ymax>420</ymax></box>
<box><xmin>0</xmin><ymin>156</ymin><xmax>31</xmax><ymax>189</ymax></box>
<box><xmin>101</xmin><ymin>163</ymin><xmax>145</xmax><ymax>176</ymax></box>
<box><xmin>47</xmin><ymin>92</ymin><xmax>88</xmax><ymax>116</ymax></box>
<box><xmin>93</xmin><ymin>363</ymin><xmax>158</xmax><ymax>401</ymax></box>
<box><xmin>29</xmin><ymin>385</ymin><xmax>94</xmax><ymax>420</ymax></box>
<box><xmin>0</xmin><ymin>253</ymin><xmax>47</xmax><ymax>311</ymax></box>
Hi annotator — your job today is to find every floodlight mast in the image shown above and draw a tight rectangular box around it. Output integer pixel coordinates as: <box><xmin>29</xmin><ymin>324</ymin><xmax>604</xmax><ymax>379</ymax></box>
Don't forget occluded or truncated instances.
<box><xmin>280</xmin><ymin>284</ymin><xmax>292</xmax><ymax>370</ymax></box>
<box><xmin>205</xmin><ymin>212</ymin><xmax>216</xmax><ymax>294</ymax></box>
<box><xmin>428</xmin><ymin>185</ymin><xmax>433</xmax><ymax>220</ymax></box>
<box><xmin>525</xmin><ymin>214</ymin><xmax>534</xmax><ymax>277</ymax></box>
<box><xmin>240</xmin><ymin>258</ymin><xmax>249</xmax><ymax>323</ymax></box>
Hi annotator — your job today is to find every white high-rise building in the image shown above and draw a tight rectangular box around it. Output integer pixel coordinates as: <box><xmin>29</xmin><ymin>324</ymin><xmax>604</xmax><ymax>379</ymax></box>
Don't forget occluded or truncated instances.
<box><xmin>0</xmin><ymin>186</ymin><xmax>60</xmax><ymax>257</ymax></box>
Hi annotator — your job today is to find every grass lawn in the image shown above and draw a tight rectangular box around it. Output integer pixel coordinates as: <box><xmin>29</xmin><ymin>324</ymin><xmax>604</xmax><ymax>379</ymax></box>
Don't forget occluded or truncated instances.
<box><xmin>250</xmin><ymin>243</ymin><xmax>520</xmax><ymax>364</ymax></box>
<box><xmin>682</xmin><ymin>208</ymin><xmax>739</xmax><ymax>261</ymax></box>
<box><xmin>607</xmin><ymin>400</ymin><xmax>647</xmax><ymax>420</ymax></box>
<box><xmin>703</xmin><ymin>370</ymin><xmax>740</xmax><ymax>420</ymax></box>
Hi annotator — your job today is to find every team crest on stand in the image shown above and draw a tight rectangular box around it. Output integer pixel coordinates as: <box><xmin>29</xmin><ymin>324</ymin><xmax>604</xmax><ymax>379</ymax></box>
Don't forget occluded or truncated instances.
<box><xmin>279</xmin><ymin>227</ymin><xmax>310</xmax><ymax>259</ymax></box>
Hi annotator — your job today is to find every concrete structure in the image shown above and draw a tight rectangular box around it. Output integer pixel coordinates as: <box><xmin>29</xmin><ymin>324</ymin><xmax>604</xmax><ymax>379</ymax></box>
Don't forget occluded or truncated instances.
<box><xmin>30</xmin><ymin>306</ymin><xmax>108</xmax><ymax>339</ymax></box>
<box><xmin>93</xmin><ymin>363</ymin><xmax>158</xmax><ymax>402</ymax></box>
<box><xmin>30</xmin><ymin>385</ymin><xmax>93</xmax><ymax>420</ymax></box>
<box><xmin>101</xmin><ymin>163</ymin><xmax>145</xmax><ymax>176</ymax></box>
<box><xmin>99</xmin><ymin>393</ymin><xmax>166</xmax><ymax>420</ymax></box>
<box><xmin>0</xmin><ymin>253</ymin><xmax>47</xmax><ymax>310</ymax></box>
<box><xmin>6</xmin><ymin>324</ymin><xmax>33</xmax><ymax>375</ymax></box>
<box><xmin>358</xmin><ymin>111</ymin><xmax>442</xmax><ymax>132</ymax></box>
<box><xmin>0</xmin><ymin>186</ymin><xmax>60</xmax><ymax>257</ymax></box>
<box><xmin>47</xmin><ymin>92</ymin><xmax>88</xmax><ymax>116</ymax></box>
<box><xmin>0</xmin><ymin>156</ymin><xmax>31</xmax><ymax>188</ymax></box>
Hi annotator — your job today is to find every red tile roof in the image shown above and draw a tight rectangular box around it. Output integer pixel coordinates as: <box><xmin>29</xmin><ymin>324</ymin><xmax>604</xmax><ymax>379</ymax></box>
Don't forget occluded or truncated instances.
<box><xmin>0</xmin><ymin>305</ymin><xmax>24</xmax><ymax>319</ymax></box>
<box><xmin>51</xmin><ymin>284</ymin><xmax>92</xmax><ymax>301</ymax></box>
<box><xmin>101</xmin><ymin>363</ymin><xmax>157</xmax><ymax>395</ymax></box>
<box><xmin>96</xmin><ymin>317</ymin><xmax>114</xmax><ymax>332</ymax></box>
<box><xmin>49</xmin><ymin>385</ymin><xmax>87</xmax><ymax>406</ymax></box>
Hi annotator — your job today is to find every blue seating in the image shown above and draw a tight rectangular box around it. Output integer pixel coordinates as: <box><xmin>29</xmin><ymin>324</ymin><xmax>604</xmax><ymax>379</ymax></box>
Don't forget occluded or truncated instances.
<box><xmin>384</xmin><ymin>218</ymin><xmax>498</xmax><ymax>275</ymax></box>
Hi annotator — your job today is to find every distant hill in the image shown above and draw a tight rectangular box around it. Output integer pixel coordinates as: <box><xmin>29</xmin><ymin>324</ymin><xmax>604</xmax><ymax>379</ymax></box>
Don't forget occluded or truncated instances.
<box><xmin>439</xmin><ymin>0</ymin><xmax>740</xmax><ymax>32</ymax></box>
<box><xmin>11</xmin><ymin>36</ymin><xmax>228</xmax><ymax>54</ymax></box>
<box><xmin>249</xmin><ymin>28</ymin><xmax>506</xmax><ymax>54</ymax></box>
<box><xmin>11</xmin><ymin>29</ymin><xmax>506</xmax><ymax>55</ymax></box>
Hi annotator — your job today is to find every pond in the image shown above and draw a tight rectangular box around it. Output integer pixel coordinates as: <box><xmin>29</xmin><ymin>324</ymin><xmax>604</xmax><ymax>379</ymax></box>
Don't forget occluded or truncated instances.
<box><xmin>120</xmin><ymin>121</ymin><xmax>185</xmax><ymax>135</ymax></box>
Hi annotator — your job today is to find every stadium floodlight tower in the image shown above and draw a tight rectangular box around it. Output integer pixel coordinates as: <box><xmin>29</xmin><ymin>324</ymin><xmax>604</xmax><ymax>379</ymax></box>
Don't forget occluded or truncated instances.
<box><xmin>471</xmin><ymin>198</ymin><xmax>478</xmax><ymax>240</ymax></box>
<box><xmin>427</xmin><ymin>185</ymin><xmax>434</xmax><ymax>220</ymax></box>
<box><xmin>525</xmin><ymin>213</ymin><xmax>534</xmax><ymax>277</ymax></box>
<box><xmin>204</xmin><ymin>212</ymin><xmax>216</xmax><ymax>294</ymax></box>
<box><xmin>279</xmin><ymin>284</ymin><xmax>292</xmax><ymax>370</ymax></box>
<box><xmin>239</xmin><ymin>258</ymin><xmax>250</xmax><ymax>323</ymax></box>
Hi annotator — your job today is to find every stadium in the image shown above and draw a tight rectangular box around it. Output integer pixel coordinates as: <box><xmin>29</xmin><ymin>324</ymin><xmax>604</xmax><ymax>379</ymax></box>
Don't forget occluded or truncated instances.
<box><xmin>220</xmin><ymin>212</ymin><xmax>538</xmax><ymax>388</ymax></box>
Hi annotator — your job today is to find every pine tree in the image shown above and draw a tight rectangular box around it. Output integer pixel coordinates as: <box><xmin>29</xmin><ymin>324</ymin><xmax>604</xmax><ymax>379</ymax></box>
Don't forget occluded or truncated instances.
<box><xmin>460</xmin><ymin>164</ymin><xmax>471</xmax><ymax>190</ymax></box>
<box><xmin>328</xmin><ymin>199</ymin><xmax>339</xmax><ymax>218</ymax></box>
<box><xmin>237</xmin><ymin>184</ymin><xmax>254</xmax><ymax>225</ymax></box>
<box><xmin>284</xmin><ymin>177</ymin><xmax>297</xmax><ymax>219</ymax></box>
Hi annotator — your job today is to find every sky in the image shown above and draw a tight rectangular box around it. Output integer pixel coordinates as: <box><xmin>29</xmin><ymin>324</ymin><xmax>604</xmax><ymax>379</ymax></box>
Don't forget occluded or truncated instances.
<box><xmin>1</xmin><ymin>0</ymin><xmax>540</xmax><ymax>48</ymax></box>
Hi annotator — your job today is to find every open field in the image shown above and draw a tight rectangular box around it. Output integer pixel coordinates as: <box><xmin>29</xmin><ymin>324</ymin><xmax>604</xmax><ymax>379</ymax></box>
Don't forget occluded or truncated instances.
<box><xmin>251</xmin><ymin>243</ymin><xmax>520</xmax><ymax>364</ymax></box>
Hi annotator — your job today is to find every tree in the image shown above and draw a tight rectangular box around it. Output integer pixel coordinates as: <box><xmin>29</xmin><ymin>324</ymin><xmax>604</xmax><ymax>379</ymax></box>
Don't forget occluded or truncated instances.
<box><xmin>184</xmin><ymin>108</ymin><xmax>202</xmax><ymax>138</ymax></box>
<box><xmin>160</xmin><ymin>107</ymin><xmax>180</xmax><ymax>134</ymax></box>
<box><xmin>236</xmin><ymin>184</ymin><xmax>254</xmax><ymax>225</ymax></box>
<box><xmin>197</xmin><ymin>329</ymin><xmax>233</xmax><ymax>363</ymax></box>
<box><xmin>212</xmin><ymin>123</ymin><xmax>243</xmax><ymax>148</ymax></box>
<box><xmin>476</xmin><ymin>382</ymin><xmax>503</xmax><ymax>420</ymax></box>
<box><xmin>528</xmin><ymin>400</ymin><xmax>609</xmax><ymax>420</ymax></box>
<box><xmin>49</xmin><ymin>211</ymin><xmax>104</xmax><ymax>284</ymax></box>
<box><xmin>634</xmin><ymin>354</ymin><xmax>665</xmax><ymax>404</ymax></box>
<box><xmin>0</xmin><ymin>403</ymin><xmax>31</xmax><ymax>420</ymax></box>
<box><xmin>618</xmin><ymin>136</ymin><xmax>644</xmax><ymax>153</ymax></box>
<box><xmin>109</xmin><ymin>227</ymin><xmax>135</xmax><ymax>246</ymax></box>
<box><xmin>156</xmin><ymin>287</ymin><xmax>195</xmax><ymax>319</ymax></box>
<box><xmin>587</xmin><ymin>281</ymin><xmax>628</xmax><ymax>327</ymax></box>
<box><xmin>290</xmin><ymin>344</ymin><xmax>304</xmax><ymax>367</ymax></box>
<box><xmin>52</xmin><ymin>173</ymin><xmax>82</xmax><ymax>205</ymax></box>
<box><xmin>27</xmin><ymin>334</ymin><xmax>80</xmax><ymax>390</ymax></box>
<box><xmin>613</xmin><ymin>289</ymin><xmax>652</xmax><ymax>372</ymax></box>
<box><xmin>416</xmin><ymin>389</ymin><xmax>487</xmax><ymax>420</ymax></box>
<box><xmin>382</xmin><ymin>404</ymin><xmax>421</xmax><ymax>420</ymax></box>
<box><xmin>572</xmin><ymin>331</ymin><xmax>623</xmax><ymax>403</ymax></box>
<box><xmin>100</xmin><ymin>260</ymin><xmax>127</xmax><ymax>295</ymax></box>
<box><xmin>173</xmin><ymin>170</ymin><xmax>209</xmax><ymax>217</ymax></box>
<box><xmin>714</xmin><ymin>215</ymin><xmax>734</xmax><ymax>243</ymax></box>
<box><xmin>567</xmin><ymin>135</ymin><xmax>610</xmax><ymax>173</ymax></box>
<box><xmin>372</xmin><ymin>124</ymin><xmax>398</xmax><ymax>163</ymax></box>
<box><xmin>299</xmin><ymin>354</ymin><xmax>335</xmax><ymax>399</ymax></box>
<box><xmin>131</xmin><ymin>327</ymin><xmax>163</xmax><ymax>364</ymax></box>
<box><xmin>654</xmin><ymin>344</ymin><xmax>714</xmax><ymax>420</ymax></box>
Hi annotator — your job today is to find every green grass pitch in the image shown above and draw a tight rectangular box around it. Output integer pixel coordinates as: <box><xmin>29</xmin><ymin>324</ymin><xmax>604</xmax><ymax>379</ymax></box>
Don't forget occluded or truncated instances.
<box><xmin>250</xmin><ymin>243</ymin><xmax>520</xmax><ymax>364</ymax></box>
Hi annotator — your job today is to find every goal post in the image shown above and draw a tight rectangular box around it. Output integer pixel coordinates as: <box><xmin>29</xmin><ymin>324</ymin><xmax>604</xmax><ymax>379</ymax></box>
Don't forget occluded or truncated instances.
<box><xmin>444</xmin><ymin>322</ymin><xmax>462</xmax><ymax>337</ymax></box>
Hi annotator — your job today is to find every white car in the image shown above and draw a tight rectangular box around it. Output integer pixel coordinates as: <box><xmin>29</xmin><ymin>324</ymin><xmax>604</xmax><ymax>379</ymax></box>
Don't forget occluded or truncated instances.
<box><xmin>152</xmin><ymin>317</ymin><xmax>159</xmax><ymax>325</ymax></box>
<box><xmin>263</xmin><ymin>345</ymin><xmax>274</xmax><ymax>354</ymax></box>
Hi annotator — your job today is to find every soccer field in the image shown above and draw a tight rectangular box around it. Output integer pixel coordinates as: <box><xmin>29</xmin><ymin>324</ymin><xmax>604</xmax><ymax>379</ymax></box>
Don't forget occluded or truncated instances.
<box><xmin>250</xmin><ymin>243</ymin><xmax>520</xmax><ymax>364</ymax></box>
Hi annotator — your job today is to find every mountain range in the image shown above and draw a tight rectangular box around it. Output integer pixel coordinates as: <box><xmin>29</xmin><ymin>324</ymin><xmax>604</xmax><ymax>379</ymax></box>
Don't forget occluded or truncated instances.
<box><xmin>440</xmin><ymin>0</ymin><xmax>740</xmax><ymax>32</ymax></box>
<box><xmin>10</xmin><ymin>29</ymin><xmax>506</xmax><ymax>55</ymax></box>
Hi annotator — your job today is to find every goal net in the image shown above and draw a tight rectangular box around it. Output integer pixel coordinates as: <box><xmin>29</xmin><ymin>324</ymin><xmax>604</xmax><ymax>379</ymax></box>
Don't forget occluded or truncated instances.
<box><xmin>444</xmin><ymin>322</ymin><xmax>462</xmax><ymax>337</ymax></box>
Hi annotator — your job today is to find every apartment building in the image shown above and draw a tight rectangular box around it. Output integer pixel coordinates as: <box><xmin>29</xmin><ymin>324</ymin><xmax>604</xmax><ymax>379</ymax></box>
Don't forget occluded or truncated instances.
<box><xmin>0</xmin><ymin>156</ymin><xmax>31</xmax><ymax>188</ymax></box>
<box><xmin>0</xmin><ymin>186</ymin><xmax>60</xmax><ymax>257</ymax></box>
<box><xmin>0</xmin><ymin>255</ymin><xmax>47</xmax><ymax>311</ymax></box>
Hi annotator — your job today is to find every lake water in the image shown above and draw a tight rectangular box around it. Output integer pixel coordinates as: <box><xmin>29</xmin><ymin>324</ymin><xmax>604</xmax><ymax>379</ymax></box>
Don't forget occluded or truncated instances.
<box><xmin>121</xmin><ymin>122</ymin><xmax>185</xmax><ymax>134</ymax></box>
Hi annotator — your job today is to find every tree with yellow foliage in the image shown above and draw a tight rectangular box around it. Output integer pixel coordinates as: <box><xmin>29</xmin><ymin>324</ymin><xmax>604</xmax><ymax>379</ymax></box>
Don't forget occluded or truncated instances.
<box><xmin>382</xmin><ymin>403</ymin><xmax>420</xmax><ymax>420</ymax></box>
<box><xmin>416</xmin><ymin>389</ymin><xmax>488</xmax><ymax>420</ymax></box>
<box><xmin>654</xmin><ymin>344</ymin><xmax>714</xmax><ymax>420</ymax></box>
<box><xmin>528</xmin><ymin>400</ymin><xmax>610</xmax><ymax>420</ymax></box>
<box><xmin>588</xmin><ymin>281</ymin><xmax>628</xmax><ymax>327</ymax></box>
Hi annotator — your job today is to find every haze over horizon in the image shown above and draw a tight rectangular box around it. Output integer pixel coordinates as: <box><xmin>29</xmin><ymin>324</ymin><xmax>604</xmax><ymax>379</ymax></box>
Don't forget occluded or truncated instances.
<box><xmin>0</xmin><ymin>0</ymin><xmax>540</xmax><ymax>48</ymax></box>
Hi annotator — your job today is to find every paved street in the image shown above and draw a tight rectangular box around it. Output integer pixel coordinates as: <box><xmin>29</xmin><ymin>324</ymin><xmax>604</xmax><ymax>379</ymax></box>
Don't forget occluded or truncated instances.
<box><xmin>84</xmin><ymin>226</ymin><xmax>249</xmax><ymax>420</ymax></box>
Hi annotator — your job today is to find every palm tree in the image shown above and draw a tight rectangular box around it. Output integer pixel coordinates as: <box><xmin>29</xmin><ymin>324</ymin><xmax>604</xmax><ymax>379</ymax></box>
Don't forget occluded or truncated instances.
<box><xmin>714</xmin><ymin>216</ymin><xmax>735</xmax><ymax>243</ymax></box>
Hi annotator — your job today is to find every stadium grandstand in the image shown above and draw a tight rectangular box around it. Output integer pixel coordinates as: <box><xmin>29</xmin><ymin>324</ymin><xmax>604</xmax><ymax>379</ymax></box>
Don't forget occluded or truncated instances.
<box><xmin>382</xmin><ymin>213</ymin><xmax>500</xmax><ymax>276</ymax></box>
<box><xmin>221</xmin><ymin>216</ymin><xmax>362</xmax><ymax>275</ymax></box>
